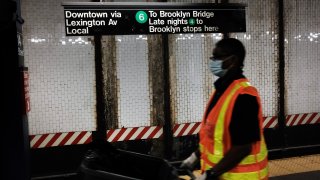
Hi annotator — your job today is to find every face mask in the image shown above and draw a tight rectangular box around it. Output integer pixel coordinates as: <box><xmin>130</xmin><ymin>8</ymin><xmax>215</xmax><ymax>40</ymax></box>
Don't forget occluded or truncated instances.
<box><xmin>209</xmin><ymin>59</ymin><xmax>227</xmax><ymax>77</ymax></box>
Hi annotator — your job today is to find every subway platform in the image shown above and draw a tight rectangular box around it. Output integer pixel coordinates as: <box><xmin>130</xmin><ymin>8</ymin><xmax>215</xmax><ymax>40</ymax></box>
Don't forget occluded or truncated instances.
<box><xmin>2</xmin><ymin>0</ymin><xmax>320</xmax><ymax>179</ymax></box>
<box><xmin>176</xmin><ymin>154</ymin><xmax>320</xmax><ymax>180</ymax></box>
<box><xmin>31</xmin><ymin>154</ymin><xmax>320</xmax><ymax>180</ymax></box>
<box><xmin>269</xmin><ymin>154</ymin><xmax>320</xmax><ymax>180</ymax></box>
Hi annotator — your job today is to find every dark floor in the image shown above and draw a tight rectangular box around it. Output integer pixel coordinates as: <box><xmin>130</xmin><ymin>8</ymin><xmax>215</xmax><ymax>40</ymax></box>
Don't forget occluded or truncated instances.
<box><xmin>32</xmin><ymin>153</ymin><xmax>320</xmax><ymax>180</ymax></box>
<box><xmin>31</xmin><ymin>171</ymin><xmax>320</xmax><ymax>180</ymax></box>
<box><xmin>270</xmin><ymin>170</ymin><xmax>320</xmax><ymax>180</ymax></box>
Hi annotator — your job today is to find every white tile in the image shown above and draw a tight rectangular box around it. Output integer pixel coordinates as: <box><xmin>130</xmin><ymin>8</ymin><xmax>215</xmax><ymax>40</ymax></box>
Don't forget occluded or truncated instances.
<box><xmin>284</xmin><ymin>0</ymin><xmax>320</xmax><ymax>117</ymax></box>
<box><xmin>116</xmin><ymin>35</ymin><xmax>151</xmax><ymax>128</ymax></box>
<box><xmin>22</xmin><ymin>0</ymin><xmax>96</xmax><ymax>135</ymax></box>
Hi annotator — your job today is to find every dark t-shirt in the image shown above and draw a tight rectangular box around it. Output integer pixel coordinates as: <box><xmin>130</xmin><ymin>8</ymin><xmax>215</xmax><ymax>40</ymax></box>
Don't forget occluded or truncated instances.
<box><xmin>205</xmin><ymin>69</ymin><xmax>261</xmax><ymax>146</ymax></box>
<box><xmin>230</xmin><ymin>94</ymin><xmax>260</xmax><ymax>145</ymax></box>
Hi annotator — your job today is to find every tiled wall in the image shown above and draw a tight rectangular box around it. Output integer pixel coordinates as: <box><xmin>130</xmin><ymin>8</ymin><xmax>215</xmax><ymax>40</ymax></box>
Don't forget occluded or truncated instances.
<box><xmin>116</xmin><ymin>35</ymin><xmax>151</xmax><ymax>128</ymax></box>
<box><xmin>22</xmin><ymin>0</ymin><xmax>319</xmax><ymax>135</ymax></box>
<box><xmin>170</xmin><ymin>0</ymin><xmax>279</xmax><ymax>125</ymax></box>
<box><xmin>169</xmin><ymin>33</ymin><xmax>220</xmax><ymax>124</ymax></box>
<box><xmin>284</xmin><ymin>0</ymin><xmax>320</xmax><ymax>117</ymax></box>
<box><xmin>229</xmin><ymin>0</ymin><xmax>279</xmax><ymax>117</ymax></box>
<box><xmin>22</xmin><ymin>0</ymin><xmax>96</xmax><ymax>135</ymax></box>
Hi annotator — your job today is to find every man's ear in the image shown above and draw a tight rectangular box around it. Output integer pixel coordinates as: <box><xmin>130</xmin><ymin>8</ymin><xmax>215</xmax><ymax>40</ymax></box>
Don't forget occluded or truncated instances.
<box><xmin>222</xmin><ymin>55</ymin><xmax>239</xmax><ymax>69</ymax></box>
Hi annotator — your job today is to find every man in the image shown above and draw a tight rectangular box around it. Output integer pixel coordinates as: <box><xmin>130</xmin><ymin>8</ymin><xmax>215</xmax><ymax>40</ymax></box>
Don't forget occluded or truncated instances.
<box><xmin>180</xmin><ymin>38</ymin><xmax>268</xmax><ymax>180</ymax></box>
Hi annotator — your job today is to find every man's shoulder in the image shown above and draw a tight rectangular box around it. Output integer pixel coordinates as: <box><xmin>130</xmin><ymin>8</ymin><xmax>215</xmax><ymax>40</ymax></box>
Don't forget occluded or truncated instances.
<box><xmin>239</xmin><ymin>83</ymin><xmax>259</xmax><ymax>96</ymax></box>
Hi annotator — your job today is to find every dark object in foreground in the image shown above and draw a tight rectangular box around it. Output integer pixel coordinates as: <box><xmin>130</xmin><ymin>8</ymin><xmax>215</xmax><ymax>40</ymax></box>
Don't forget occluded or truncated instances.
<box><xmin>78</xmin><ymin>141</ymin><xmax>179</xmax><ymax>180</ymax></box>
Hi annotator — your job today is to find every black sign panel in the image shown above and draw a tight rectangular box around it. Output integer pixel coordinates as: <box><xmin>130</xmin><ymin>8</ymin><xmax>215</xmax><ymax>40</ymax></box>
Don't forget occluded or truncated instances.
<box><xmin>62</xmin><ymin>2</ymin><xmax>246</xmax><ymax>36</ymax></box>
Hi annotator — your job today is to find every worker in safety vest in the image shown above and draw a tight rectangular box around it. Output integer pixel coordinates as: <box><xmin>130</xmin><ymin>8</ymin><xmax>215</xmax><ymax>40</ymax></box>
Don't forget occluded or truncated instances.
<box><xmin>180</xmin><ymin>38</ymin><xmax>268</xmax><ymax>180</ymax></box>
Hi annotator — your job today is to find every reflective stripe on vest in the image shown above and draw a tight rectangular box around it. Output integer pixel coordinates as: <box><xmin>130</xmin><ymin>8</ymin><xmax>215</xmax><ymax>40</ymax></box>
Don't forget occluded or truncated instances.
<box><xmin>199</xmin><ymin>79</ymin><xmax>268</xmax><ymax>179</ymax></box>
<box><xmin>221</xmin><ymin>166</ymin><xmax>268</xmax><ymax>180</ymax></box>
<box><xmin>214</xmin><ymin>81</ymin><xmax>250</xmax><ymax>156</ymax></box>
<box><xmin>204</xmin><ymin>138</ymin><xmax>268</xmax><ymax>165</ymax></box>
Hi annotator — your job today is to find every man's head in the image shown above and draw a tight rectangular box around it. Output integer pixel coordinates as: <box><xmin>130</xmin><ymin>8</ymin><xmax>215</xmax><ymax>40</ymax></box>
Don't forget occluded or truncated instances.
<box><xmin>212</xmin><ymin>38</ymin><xmax>246</xmax><ymax>70</ymax></box>
<box><xmin>209</xmin><ymin>38</ymin><xmax>246</xmax><ymax>77</ymax></box>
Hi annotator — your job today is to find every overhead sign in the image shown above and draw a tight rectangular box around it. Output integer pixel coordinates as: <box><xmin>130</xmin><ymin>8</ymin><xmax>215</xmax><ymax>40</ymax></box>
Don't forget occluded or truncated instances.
<box><xmin>62</xmin><ymin>2</ymin><xmax>246</xmax><ymax>36</ymax></box>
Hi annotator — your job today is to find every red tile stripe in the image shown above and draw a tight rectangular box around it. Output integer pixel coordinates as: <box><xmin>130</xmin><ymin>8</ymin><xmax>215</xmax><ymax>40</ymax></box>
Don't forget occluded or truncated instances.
<box><xmin>84</xmin><ymin>135</ymin><xmax>92</xmax><ymax>144</ymax></box>
<box><xmin>305</xmin><ymin>113</ymin><xmax>317</xmax><ymax>124</ymax></box>
<box><xmin>135</xmin><ymin>127</ymin><xmax>150</xmax><ymax>140</ymax></box>
<box><xmin>45</xmin><ymin>133</ymin><xmax>62</xmax><ymax>148</ymax></box>
<box><xmin>28</xmin><ymin>113</ymin><xmax>319</xmax><ymax>148</ymax></box>
<box><xmin>29</xmin><ymin>135</ymin><xmax>35</xmax><ymax>141</ymax></box>
<box><xmin>177</xmin><ymin>123</ymin><xmax>190</xmax><ymax>137</ymax></box>
<box><xmin>173</xmin><ymin>124</ymin><xmax>179</xmax><ymax>133</ymax></box>
<box><xmin>289</xmin><ymin>114</ymin><xmax>299</xmax><ymax>126</ymax></box>
<box><xmin>148</xmin><ymin>126</ymin><xmax>162</xmax><ymax>139</ymax></box>
<box><xmin>106</xmin><ymin>126</ymin><xmax>163</xmax><ymax>142</ymax></box>
<box><xmin>173</xmin><ymin>122</ymin><xmax>202</xmax><ymax>137</ymax></box>
<box><xmin>189</xmin><ymin>122</ymin><xmax>201</xmax><ymax>135</ymax></box>
<box><xmin>124</xmin><ymin>127</ymin><xmax>138</xmax><ymax>141</ymax></box>
<box><xmin>286</xmin><ymin>113</ymin><xmax>320</xmax><ymax>126</ymax></box>
<box><xmin>58</xmin><ymin>132</ymin><xmax>75</xmax><ymax>146</ymax></box>
<box><xmin>111</xmin><ymin>128</ymin><xmax>127</xmax><ymax>142</ymax></box>
<box><xmin>29</xmin><ymin>131</ymin><xmax>92</xmax><ymax>149</ymax></box>
<box><xmin>72</xmin><ymin>131</ymin><xmax>87</xmax><ymax>145</ymax></box>
<box><xmin>32</xmin><ymin>134</ymin><xmax>49</xmax><ymax>148</ymax></box>
<box><xmin>106</xmin><ymin>129</ymin><xmax>115</xmax><ymax>139</ymax></box>
<box><xmin>263</xmin><ymin>117</ymin><xmax>278</xmax><ymax>128</ymax></box>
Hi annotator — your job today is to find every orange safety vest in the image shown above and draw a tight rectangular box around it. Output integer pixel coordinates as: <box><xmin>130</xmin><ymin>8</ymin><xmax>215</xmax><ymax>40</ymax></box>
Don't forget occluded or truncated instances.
<box><xmin>199</xmin><ymin>78</ymin><xmax>268</xmax><ymax>180</ymax></box>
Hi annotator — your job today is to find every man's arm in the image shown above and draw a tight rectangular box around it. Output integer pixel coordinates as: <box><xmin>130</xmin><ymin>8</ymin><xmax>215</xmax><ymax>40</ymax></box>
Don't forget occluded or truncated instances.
<box><xmin>208</xmin><ymin>144</ymin><xmax>252</xmax><ymax>178</ymax></box>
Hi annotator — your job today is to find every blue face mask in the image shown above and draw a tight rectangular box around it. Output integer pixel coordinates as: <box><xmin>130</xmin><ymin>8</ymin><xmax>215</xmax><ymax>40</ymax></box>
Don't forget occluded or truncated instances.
<box><xmin>209</xmin><ymin>59</ymin><xmax>227</xmax><ymax>77</ymax></box>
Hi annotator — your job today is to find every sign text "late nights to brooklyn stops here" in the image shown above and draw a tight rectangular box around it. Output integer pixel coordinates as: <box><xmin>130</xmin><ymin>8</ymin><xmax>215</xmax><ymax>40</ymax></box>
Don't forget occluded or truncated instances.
<box><xmin>62</xmin><ymin>2</ymin><xmax>246</xmax><ymax>36</ymax></box>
